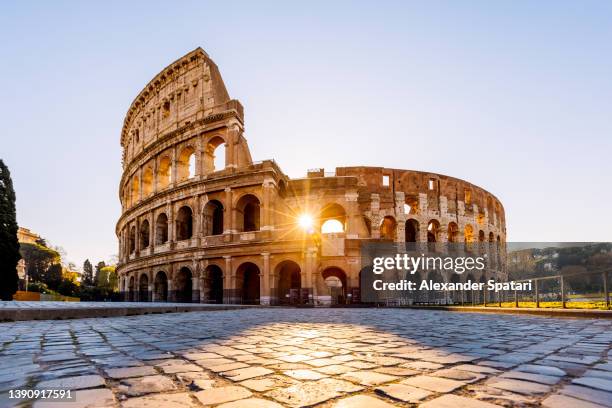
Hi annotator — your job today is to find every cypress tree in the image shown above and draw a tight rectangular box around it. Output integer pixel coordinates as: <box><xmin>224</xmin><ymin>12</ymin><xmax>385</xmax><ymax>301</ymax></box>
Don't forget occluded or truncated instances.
<box><xmin>0</xmin><ymin>159</ymin><xmax>20</xmax><ymax>300</ymax></box>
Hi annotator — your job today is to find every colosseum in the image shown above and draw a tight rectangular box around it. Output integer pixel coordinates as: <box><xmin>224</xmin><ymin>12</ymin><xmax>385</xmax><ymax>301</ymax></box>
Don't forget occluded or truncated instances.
<box><xmin>116</xmin><ymin>48</ymin><xmax>507</xmax><ymax>306</ymax></box>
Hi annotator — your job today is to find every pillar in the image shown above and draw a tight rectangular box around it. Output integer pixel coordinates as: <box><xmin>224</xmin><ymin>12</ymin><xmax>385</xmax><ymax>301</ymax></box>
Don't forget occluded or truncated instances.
<box><xmin>223</xmin><ymin>256</ymin><xmax>233</xmax><ymax>304</ymax></box>
<box><xmin>261</xmin><ymin>252</ymin><xmax>271</xmax><ymax>305</ymax></box>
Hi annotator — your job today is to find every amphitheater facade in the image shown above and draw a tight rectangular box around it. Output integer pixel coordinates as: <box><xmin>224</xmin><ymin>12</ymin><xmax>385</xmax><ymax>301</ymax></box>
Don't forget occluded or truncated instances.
<box><xmin>116</xmin><ymin>48</ymin><xmax>507</xmax><ymax>305</ymax></box>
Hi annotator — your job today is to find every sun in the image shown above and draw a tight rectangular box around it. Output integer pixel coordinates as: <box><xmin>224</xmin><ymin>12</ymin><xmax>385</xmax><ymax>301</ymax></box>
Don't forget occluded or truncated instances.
<box><xmin>297</xmin><ymin>214</ymin><xmax>314</xmax><ymax>231</ymax></box>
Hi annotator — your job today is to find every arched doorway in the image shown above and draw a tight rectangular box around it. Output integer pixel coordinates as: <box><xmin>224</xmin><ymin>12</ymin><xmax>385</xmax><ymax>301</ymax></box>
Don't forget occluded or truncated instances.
<box><xmin>139</xmin><ymin>274</ymin><xmax>149</xmax><ymax>302</ymax></box>
<box><xmin>175</xmin><ymin>267</ymin><xmax>193</xmax><ymax>303</ymax></box>
<box><xmin>154</xmin><ymin>271</ymin><xmax>168</xmax><ymax>302</ymax></box>
<box><xmin>155</xmin><ymin>213</ymin><xmax>168</xmax><ymax>245</ymax></box>
<box><xmin>203</xmin><ymin>200</ymin><xmax>224</xmax><ymax>236</ymax></box>
<box><xmin>236</xmin><ymin>194</ymin><xmax>261</xmax><ymax>232</ymax></box>
<box><xmin>322</xmin><ymin>267</ymin><xmax>347</xmax><ymax>305</ymax></box>
<box><xmin>405</xmin><ymin>219</ymin><xmax>419</xmax><ymax>252</ymax></box>
<box><xmin>128</xmin><ymin>276</ymin><xmax>135</xmax><ymax>302</ymax></box>
<box><xmin>236</xmin><ymin>262</ymin><xmax>260</xmax><ymax>304</ymax></box>
<box><xmin>276</xmin><ymin>260</ymin><xmax>301</xmax><ymax>305</ymax></box>
<box><xmin>380</xmin><ymin>216</ymin><xmax>397</xmax><ymax>240</ymax></box>
<box><xmin>176</xmin><ymin>207</ymin><xmax>193</xmax><ymax>241</ymax></box>
<box><xmin>204</xmin><ymin>265</ymin><xmax>223</xmax><ymax>304</ymax></box>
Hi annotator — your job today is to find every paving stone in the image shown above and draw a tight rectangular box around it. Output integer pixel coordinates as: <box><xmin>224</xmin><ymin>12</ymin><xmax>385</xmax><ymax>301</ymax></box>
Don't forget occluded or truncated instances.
<box><xmin>195</xmin><ymin>358</ymin><xmax>235</xmax><ymax>368</ymax></box>
<box><xmin>499</xmin><ymin>370</ymin><xmax>561</xmax><ymax>385</ymax></box>
<box><xmin>432</xmin><ymin>368</ymin><xmax>485</xmax><ymax>383</ymax></box>
<box><xmin>573</xmin><ymin>377</ymin><xmax>612</xmax><ymax>392</ymax></box>
<box><xmin>118</xmin><ymin>375</ymin><xmax>176</xmax><ymax>396</ymax></box>
<box><xmin>314</xmin><ymin>365</ymin><xmax>354</xmax><ymax>375</ymax></box>
<box><xmin>541</xmin><ymin>394</ymin><xmax>608</xmax><ymax>408</ymax></box>
<box><xmin>375</xmin><ymin>383</ymin><xmax>432</xmax><ymax>402</ymax></box>
<box><xmin>35</xmin><ymin>374</ymin><xmax>105</xmax><ymax>390</ymax></box>
<box><xmin>223</xmin><ymin>366</ymin><xmax>274</xmax><ymax>381</ymax></box>
<box><xmin>401</xmin><ymin>375</ymin><xmax>466</xmax><ymax>393</ymax></box>
<box><xmin>121</xmin><ymin>392</ymin><xmax>198</xmax><ymax>408</ymax></box>
<box><xmin>333</xmin><ymin>395</ymin><xmax>397</xmax><ymax>408</ymax></box>
<box><xmin>194</xmin><ymin>385</ymin><xmax>253</xmax><ymax>405</ymax></box>
<box><xmin>239</xmin><ymin>375</ymin><xmax>297</xmax><ymax>392</ymax></box>
<box><xmin>265</xmin><ymin>378</ymin><xmax>363</xmax><ymax>407</ymax></box>
<box><xmin>516</xmin><ymin>364</ymin><xmax>566</xmax><ymax>377</ymax></box>
<box><xmin>340</xmin><ymin>371</ymin><xmax>398</xmax><ymax>386</ymax></box>
<box><xmin>374</xmin><ymin>366</ymin><xmax>419</xmax><ymax>376</ymax></box>
<box><xmin>560</xmin><ymin>384</ymin><xmax>612</xmax><ymax>407</ymax></box>
<box><xmin>217</xmin><ymin>398</ymin><xmax>284</xmax><ymax>408</ymax></box>
<box><xmin>454</xmin><ymin>364</ymin><xmax>500</xmax><ymax>374</ymax></box>
<box><xmin>105</xmin><ymin>366</ymin><xmax>157</xmax><ymax>379</ymax></box>
<box><xmin>283</xmin><ymin>369</ymin><xmax>328</xmax><ymax>380</ymax></box>
<box><xmin>210</xmin><ymin>362</ymin><xmax>250</xmax><ymax>373</ymax></box>
<box><xmin>419</xmin><ymin>394</ymin><xmax>503</xmax><ymax>408</ymax></box>
<box><xmin>584</xmin><ymin>370</ymin><xmax>612</xmax><ymax>380</ymax></box>
<box><xmin>486</xmin><ymin>377</ymin><xmax>551</xmax><ymax>395</ymax></box>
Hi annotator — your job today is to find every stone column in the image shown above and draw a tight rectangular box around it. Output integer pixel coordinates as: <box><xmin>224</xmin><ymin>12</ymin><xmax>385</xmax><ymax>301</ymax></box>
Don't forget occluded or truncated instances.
<box><xmin>223</xmin><ymin>256</ymin><xmax>233</xmax><ymax>303</ymax></box>
<box><xmin>149</xmin><ymin>282</ymin><xmax>155</xmax><ymax>302</ymax></box>
<box><xmin>138</xmin><ymin>167</ymin><xmax>143</xmax><ymax>202</ymax></box>
<box><xmin>192</xmin><ymin>276</ymin><xmax>200</xmax><ymax>303</ymax></box>
<box><xmin>153</xmin><ymin>158</ymin><xmax>159</xmax><ymax>194</ymax></box>
<box><xmin>305</xmin><ymin>248</ymin><xmax>317</xmax><ymax>305</ymax></box>
<box><xmin>260</xmin><ymin>252</ymin><xmax>271</xmax><ymax>305</ymax></box>
<box><xmin>195</xmin><ymin>137</ymin><xmax>203</xmax><ymax>179</ymax></box>
<box><xmin>224</xmin><ymin>187</ymin><xmax>235</xmax><ymax>236</ymax></box>
<box><xmin>170</xmin><ymin>146</ymin><xmax>177</xmax><ymax>187</ymax></box>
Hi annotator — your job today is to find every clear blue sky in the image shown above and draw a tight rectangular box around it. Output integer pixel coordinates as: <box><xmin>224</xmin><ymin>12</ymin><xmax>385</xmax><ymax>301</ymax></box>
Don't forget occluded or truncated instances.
<box><xmin>1</xmin><ymin>1</ymin><xmax>611</xmax><ymax>268</ymax></box>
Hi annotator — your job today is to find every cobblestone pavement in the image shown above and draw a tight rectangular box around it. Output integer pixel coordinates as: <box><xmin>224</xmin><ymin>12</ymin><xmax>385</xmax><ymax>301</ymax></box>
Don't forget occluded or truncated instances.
<box><xmin>0</xmin><ymin>309</ymin><xmax>611</xmax><ymax>408</ymax></box>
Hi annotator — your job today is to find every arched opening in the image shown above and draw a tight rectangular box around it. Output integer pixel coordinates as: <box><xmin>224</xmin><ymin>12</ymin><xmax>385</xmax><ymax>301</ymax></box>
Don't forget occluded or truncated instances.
<box><xmin>139</xmin><ymin>274</ymin><xmax>149</xmax><ymax>302</ymax></box>
<box><xmin>131</xmin><ymin>176</ymin><xmax>140</xmax><ymax>204</ymax></box>
<box><xmin>363</xmin><ymin>216</ymin><xmax>372</xmax><ymax>237</ymax></box>
<box><xmin>142</xmin><ymin>167</ymin><xmax>153</xmax><ymax>197</ymax></box>
<box><xmin>427</xmin><ymin>220</ymin><xmax>440</xmax><ymax>252</ymax></box>
<box><xmin>129</xmin><ymin>226</ymin><xmax>136</xmax><ymax>254</ymax></box>
<box><xmin>203</xmin><ymin>200</ymin><xmax>224</xmax><ymax>236</ymax></box>
<box><xmin>128</xmin><ymin>276</ymin><xmax>135</xmax><ymax>302</ymax></box>
<box><xmin>380</xmin><ymin>216</ymin><xmax>397</xmax><ymax>240</ymax></box>
<box><xmin>478</xmin><ymin>230</ymin><xmax>485</xmax><ymax>242</ymax></box>
<box><xmin>205</xmin><ymin>136</ymin><xmax>226</xmax><ymax>173</ymax></box>
<box><xmin>236</xmin><ymin>262</ymin><xmax>260</xmax><ymax>304</ymax></box>
<box><xmin>405</xmin><ymin>219</ymin><xmax>419</xmax><ymax>243</ymax></box>
<box><xmin>177</xmin><ymin>146</ymin><xmax>196</xmax><ymax>181</ymax></box>
<box><xmin>447</xmin><ymin>222</ymin><xmax>459</xmax><ymax>243</ymax></box>
<box><xmin>236</xmin><ymin>195</ymin><xmax>260</xmax><ymax>232</ymax></box>
<box><xmin>276</xmin><ymin>260</ymin><xmax>301</xmax><ymax>305</ymax></box>
<box><xmin>176</xmin><ymin>206</ymin><xmax>193</xmax><ymax>241</ymax></box>
<box><xmin>158</xmin><ymin>156</ymin><xmax>171</xmax><ymax>190</ymax></box>
<box><xmin>204</xmin><ymin>265</ymin><xmax>223</xmax><ymax>304</ymax></box>
<box><xmin>464</xmin><ymin>224</ymin><xmax>475</xmax><ymax>252</ymax></box>
<box><xmin>155</xmin><ymin>213</ymin><xmax>168</xmax><ymax>245</ymax></box>
<box><xmin>175</xmin><ymin>267</ymin><xmax>193</xmax><ymax>303</ymax></box>
<box><xmin>139</xmin><ymin>220</ymin><xmax>150</xmax><ymax>249</ymax></box>
<box><xmin>322</xmin><ymin>267</ymin><xmax>347</xmax><ymax>305</ymax></box>
<box><xmin>319</xmin><ymin>204</ymin><xmax>346</xmax><ymax>234</ymax></box>
<box><xmin>154</xmin><ymin>271</ymin><xmax>168</xmax><ymax>302</ymax></box>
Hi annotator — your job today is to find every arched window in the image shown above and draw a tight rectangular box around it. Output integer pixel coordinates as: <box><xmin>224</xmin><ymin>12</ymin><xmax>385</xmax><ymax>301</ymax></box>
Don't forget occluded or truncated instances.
<box><xmin>320</xmin><ymin>204</ymin><xmax>346</xmax><ymax>234</ymax></box>
<box><xmin>129</xmin><ymin>226</ymin><xmax>136</xmax><ymax>253</ymax></box>
<box><xmin>131</xmin><ymin>176</ymin><xmax>140</xmax><ymax>204</ymax></box>
<box><xmin>427</xmin><ymin>220</ymin><xmax>440</xmax><ymax>243</ymax></box>
<box><xmin>236</xmin><ymin>194</ymin><xmax>260</xmax><ymax>232</ymax></box>
<box><xmin>448</xmin><ymin>222</ymin><xmax>459</xmax><ymax>243</ymax></box>
<box><xmin>204</xmin><ymin>137</ymin><xmax>226</xmax><ymax>173</ymax></box>
<box><xmin>155</xmin><ymin>213</ymin><xmax>168</xmax><ymax>245</ymax></box>
<box><xmin>177</xmin><ymin>146</ymin><xmax>196</xmax><ymax>181</ymax></box>
<box><xmin>140</xmin><ymin>219</ymin><xmax>150</xmax><ymax>249</ymax></box>
<box><xmin>405</xmin><ymin>219</ymin><xmax>419</xmax><ymax>242</ymax></box>
<box><xmin>142</xmin><ymin>167</ymin><xmax>153</xmax><ymax>197</ymax></box>
<box><xmin>203</xmin><ymin>200</ymin><xmax>224</xmax><ymax>236</ymax></box>
<box><xmin>176</xmin><ymin>206</ymin><xmax>193</xmax><ymax>240</ymax></box>
<box><xmin>380</xmin><ymin>216</ymin><xmax>397</xmax><ymax>240</ymax></box>
<box><xmin>158</xmin><ymin>156</ymin><xmax>171</xmax><ymax>190</ymax></box>
<box><xmin>464</xmin><ymin>224</ymin><xmax>475</xmax><ymax>251</ymax></box>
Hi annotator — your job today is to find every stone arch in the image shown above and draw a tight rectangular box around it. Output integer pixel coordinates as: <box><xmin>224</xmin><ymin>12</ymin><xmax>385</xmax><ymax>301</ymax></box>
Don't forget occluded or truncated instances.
<box><xmin>155</xmin><ymin>213</ymin><xmax>168</xmax><ymax>244</ymax></box>
<box><xmin>158</xmin><ymin>156</ymin><xmax>171</xmax><ymax>189</ymax></box>
<box><xmin>175</xmin><ymin>267</ymin><xmax>193</xmax><ymax>303</ymax></box>
<box><xmin>275</xmin><ymin>260</ymin><xmax>301</xmax><ymax>305</ymax></box>
<box><xmin>319</xmin><ymin>203</ymin><xmax>347</xmax><ymax>234</ymax></box>
<box><xmin>478</xmin><ymin>229</ymin><xmax>485</xmax><ymax>242</ymax></box>
<box><xmin>129</xmin><ymin>226</ymin><xmax>136</xmax><ymax>254</ymax></box>
<box><xmin>322</xmin><ymin>267</ymin><xmax>347</xmax><ymax>305</ymax></box>
<box><xmin>142</xmin><ymin>167</ymin><xmax>153</xmax><ymax>197</ymax></box>
<box><xmin>427</xmin><ymin>219</ymin><xmax>440</xmax><ymax>243</ymax></box>
<box><xmin>464</xmin><ymin>224</ymin><xmax>475</xmax><ymax>252</ymax></box>
<box><xmin>236</xmin><ymin>262</ymin><xmax>260</xmax><ymax>304</ymax></box>
<box><xmin>177</xmin><ymin>145</ymin><xmax>196</xmax><ymax>181</ymax></box>
<box><xmin>236</xmin><ymin>194</ymin><xmax>260</xmax><ymax>232</ymax></box>
<box><xmin>405</xmin><ymin>219</ymin><xmax>419</xmax><ymax>243</ymax></box>
<box><xmin>128</xmin><ymin>275</ymin><xmax>135</xmax><ymax>302</ymax></box>
<box><xmin>380</xmin><ymin>216</ymin><xmax>397</xmax><ymax>240</ymax></box>
<box><xmin>139</xmin><ymin>219</ymin><xmax>150</xmax><ymax>249</ymax></box>
<box><xmin>204</xmin><ymin>265</ymin><xmax>223</xmax><ymax>304</ymax></box>
<box><xmin>176</xmin><ymin>206</ymin><xmax>193</xmax><ymax>240</ymax></box>
<box><xmin>204</xmin><ymin>136</ymin><xmax>226</xmax><ymax>173</ymax></box>
<box><xmin>139</xmin><ymin>273</ymin><xmax>149</xmax><ymax>302</ymax></box>
<box><xmin>447</xmin><ymin>222</ymin><xmax>459</xmax><ymax>243</ymax></box>
<box><xmin>154</xmin><ymin>271</ymin><xmax>168</xmax><ymax>302</ymax></box>
<box><xmin>203</xmin><ymin>200</ymin><xmax>224</xmax><ymax>236</ymax></box>
<box><xmin>131</xmin><ymin>175</ymin><xmax>139</xmax><ymax>205</ymax></box>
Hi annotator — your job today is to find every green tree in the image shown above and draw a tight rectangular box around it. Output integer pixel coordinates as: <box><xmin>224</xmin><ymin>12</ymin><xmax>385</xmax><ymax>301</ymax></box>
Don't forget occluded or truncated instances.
<box><xmin>94</xmin><ymin>261</ymin><xmax>106</xmax><ymax>285</ymax></box>
<box><xmin>82</xmin><ymin>259</ymin><xmax>93</xmax><ymax>286</ymax></box>
<box><xmin>0</xmin><ymin>159</ymin><xmax>20</xmax><ymax>300</ymax></box>
<box><xmin>45</xmin><ymin>263</ymin><xmax>63</xmax><ymax>290</ymax></box>
<box><xmin>19</xmin><ymin>242</ymin><xmax>60</xmax><ymax>283</ymax></box>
